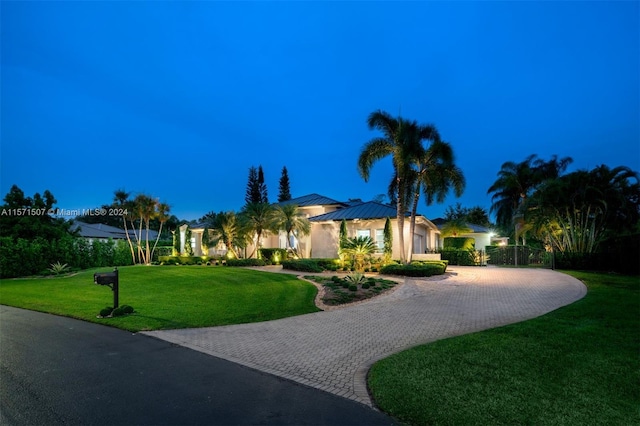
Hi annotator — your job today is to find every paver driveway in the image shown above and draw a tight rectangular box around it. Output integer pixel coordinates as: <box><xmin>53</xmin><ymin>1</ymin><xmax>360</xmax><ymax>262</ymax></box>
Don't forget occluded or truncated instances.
<box><xmin>143</xmin><ymin>266</ymin><xmax>586</xmax><ymax>406</ymax></box>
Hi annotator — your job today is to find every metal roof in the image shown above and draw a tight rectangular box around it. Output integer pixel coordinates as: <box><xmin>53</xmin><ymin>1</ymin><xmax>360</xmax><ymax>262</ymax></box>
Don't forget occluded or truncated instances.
<box><xmin>278</xmin><ymin>193</ymin><xmax>346</xmax><ymax>207</ymax></box>
<box><xmin>309</xmin><ymin>201</ymin><xmax>408</xmax><ymax>222</ymax></box>
<box><xmin>71</xmin><ymin>221</ymin><xmax>158</xmax><ymax>240</ymax></box>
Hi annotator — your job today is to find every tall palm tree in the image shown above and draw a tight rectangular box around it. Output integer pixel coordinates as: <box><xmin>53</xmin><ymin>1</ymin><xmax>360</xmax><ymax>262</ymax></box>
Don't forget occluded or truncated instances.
<box><xmin>405</xmin><ymin>138</ymin><xmax>465</xmax><ymax>262</ymax></box>
<box><xmin>113</xmin><ymin>189</ymin><xmax>136</xmax><ymax>264</ymax></box>
<box><xmin>150</xmin><ymin>201</ymin><xmax>170</xmax><ymax>262</ymax></box>
<box><xmin>239</xmin><ymin>202</ymin><xmax>275</xmax><ymax>258</ymax></box>
<box><xmin>273</xmin><ymin>204</ymin><xmax>310</xmax><ymax>257</ymax></box>
<box><xmin>358</xmin><ymin>110</ymin><xmax>425</xmax><ymax>264</ymax></box>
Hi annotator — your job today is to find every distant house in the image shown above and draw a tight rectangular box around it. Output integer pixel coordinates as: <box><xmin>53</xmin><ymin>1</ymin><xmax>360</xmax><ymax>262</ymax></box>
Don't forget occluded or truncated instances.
<box><xmin>431</xmin><ymin>218</ymin><xmax>507</xmax><ymax>249</ymax></box>
<box><xmin>71</xmin><ymin>221</ymin><xmax>158</xmax><ymax>244</ymax></box>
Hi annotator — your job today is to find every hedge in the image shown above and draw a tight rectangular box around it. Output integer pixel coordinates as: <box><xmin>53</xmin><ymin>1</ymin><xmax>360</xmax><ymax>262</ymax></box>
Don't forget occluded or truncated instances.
<box><xmin>225</xmin><ymin>258</ymin><xmax>266</xmax><ymax>267</ymax></box>
<box><xmin>258</xmin><ymin>248</ymin><xmax>287</xmax><ymax>263</ymax></box>
<box><xmin>379</xmin><ymin>262</ymin><xmax>446</xmax><ymax>277</ymax></box>
<box><xmin>281</xmin><ymin>259</ymin><xmax>324</xmax><ymax>273</ymax></box>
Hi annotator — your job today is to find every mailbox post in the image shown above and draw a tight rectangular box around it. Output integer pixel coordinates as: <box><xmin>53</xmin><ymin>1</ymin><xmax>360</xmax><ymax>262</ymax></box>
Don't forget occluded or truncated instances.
<box><xmin>94</xmin><ymin>267</ymin><xmax>119</xmax><ymax>309</ymax></box>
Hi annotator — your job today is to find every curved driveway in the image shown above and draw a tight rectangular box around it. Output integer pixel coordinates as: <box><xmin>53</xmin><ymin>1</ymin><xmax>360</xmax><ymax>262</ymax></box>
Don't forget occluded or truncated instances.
<box><xmin>143</xmin><ymin>266</ymin><xmax>586</xmax><ymax>406</ymax></box>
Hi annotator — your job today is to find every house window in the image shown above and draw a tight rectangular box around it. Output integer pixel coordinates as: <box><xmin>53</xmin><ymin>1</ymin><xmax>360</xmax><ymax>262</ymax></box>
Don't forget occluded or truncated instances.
<box><xmin>356</xmin><ymin>229</ymin><xmax>370</xmax><ymax>239</ymax></box>
<box><xmin>374</xmin><ymin>229</ymin><xmax>384</xmax><ymax>253</ymax></box>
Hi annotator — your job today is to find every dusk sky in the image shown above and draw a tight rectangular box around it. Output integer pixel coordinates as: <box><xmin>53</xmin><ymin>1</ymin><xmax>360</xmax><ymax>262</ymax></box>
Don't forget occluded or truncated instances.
<box><xmin>2</xmin><ymin>1</ymin><xmax>638</xmax><ymax>222</ymax></box>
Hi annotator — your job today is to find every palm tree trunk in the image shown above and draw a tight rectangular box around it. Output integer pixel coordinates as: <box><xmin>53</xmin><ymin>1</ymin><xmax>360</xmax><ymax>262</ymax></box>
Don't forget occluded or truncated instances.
<box><xmin>396</xmin><ymin>179</ymin><xmax>406</xmax><ymax>264</ymax></box>
<box><xmin>150</xmin><ymin>221</ymin><xmax>164</xmax><ymax>263</ymax></box>
<box><xmin>406</xmin><ymin>186</ymin><xmax>421</xmax><ymax>264</ymax></box>
<box><xmin>122</xmin><ymin>215</ymin><xmax>136</xmax><ymax>264</ymax></box>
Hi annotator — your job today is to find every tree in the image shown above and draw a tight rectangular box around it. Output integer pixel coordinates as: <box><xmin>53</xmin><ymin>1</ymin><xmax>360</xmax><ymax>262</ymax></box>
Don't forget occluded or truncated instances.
<box><xmin>239</xmin><ymin>202</ymin><xmax>275</xmax><ymax>258</ymax></box>
<box><xmin>113</xmin><ymin>189</ymin><xmax>136</xmax><ymax>264</ymax></box>
<box><xmin>150</xmin><ymin>201</ymin><xmax>170</xmax><ymax>262</ymax></box>
<box><xmin>488</xmin><ymin>154</ymin><xmax>572</xmax><ymax>245</ymax></box>
<box><xmin>257</xmin><ymin>165</ymin><xmax>268</xmax><ymax>203</ymax></box>
<box><xmin>245</xmin><ymin>166</ymin><xmax>261</xmax><ymax>205</ymax></box>
<box><xmin>208</xmin><ymin>211</ymin><xmax>241</xmax><ymax>259</ymax></box>
<box><xmin>0</xmin><ymin>185</ymin><xmax>70</xmax><ymax>241</ymax></box>
<box><xmin>273</xmin><ymin>204</ymin><xmax>310</xmax><ymax>257</ymax></box>
<box><xmin>358</xmin><ymin>110</ymin><xmax>425</xmax><ymax>264</ymax></box>
<box><xmin>405</xmin><ymin>138</ymin><xmax>465</xmax><ymax>262</ymax></box>
<box><xmin>341</xmin><ymin>236</ymin><xmax>377</xmax><ymax>272</ymax></box>
<box><xmin>527</xmin><ymin>165</ymin><xmax>639</xmax><ymax>253</ymax></box>
<box><xmin>440</xmin><ymin>218</ymin><xmax>473</xmax><ymax>237</ymax></box>
<box><xmin>383</xmin><ymin>217</ymin><xmax>393</xmax><ymax>264</ymax></box>
<box><xmin>445</xmin><ymin>203</ymin><xmax>491</xmax><ymax>227</ymax></box>
<box><xmin>278</xmin><ymin>166</ymin><xmax>292</xmax><ymax>202</ymax></box>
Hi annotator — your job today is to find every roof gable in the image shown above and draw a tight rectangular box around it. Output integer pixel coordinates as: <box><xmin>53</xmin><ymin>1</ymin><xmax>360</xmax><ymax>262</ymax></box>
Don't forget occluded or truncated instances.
<box><xmin>278</xmin><ymin>193</ymin><xmax>345</xmax><ymax>208</ymax></box>
<box><xmin>309</xmin><ymin>201</ymin><xmax>407</xmax><ymax>221</ymax></box>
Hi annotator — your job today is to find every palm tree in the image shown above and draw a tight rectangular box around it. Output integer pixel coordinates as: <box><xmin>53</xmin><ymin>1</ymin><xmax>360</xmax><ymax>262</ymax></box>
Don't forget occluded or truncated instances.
<box><xmin>209</xmin><ymin>211</ymin><xmax>241</xmax><ymax>259</ymax></box>
<box><xmin>150</xmin><ymin>201</ymin><xmax>170</xmax><ymax>262</ymax></box>
<box><xmin>440</xmin><ymin>218</ymin><xmax>473</xmax><ymax>238</ymax></box>
<box><xmin>487</xmin><ymin>154</ymin><xmax>572</xmax><ymax>245</ymax></box>
<box><xmin>239</xmin><ymin>202</ymin><xmax>275</xmax><ymax>258</ymax></box>
<box><xmin>273</xmin><ymin>204</ymin><xmax>310</xmax><ymax>257</ymax></box>
<box><xmin>358</xmin><ymin>110</ymin><xmax>425</xmax><ymax>264</ymax></box>
<box><xmin>405</xmin><ymin>138</ymin><xmax>465</xmax><ymax>262</ymax></box>
<box><xmin>341</xmin><ymin>236</ymin><xmax>377</xmax><ymax>272</ymax></box>
<box><xmin>113</xmin><ymin>189</ymin><xmax>136</xmax><ymax>264</ymax></box>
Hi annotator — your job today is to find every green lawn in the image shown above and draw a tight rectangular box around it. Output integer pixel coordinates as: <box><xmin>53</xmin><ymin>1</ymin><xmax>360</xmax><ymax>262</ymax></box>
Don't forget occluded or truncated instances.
<box><xmin>368</xmin><ymin>270</ymin><xmax>639</xmax><ymax>425</ymax></box>
<box><xmin>0</xmin><ymin>266</ymin><xmax>320</xmax><ymax>332</ymax></box>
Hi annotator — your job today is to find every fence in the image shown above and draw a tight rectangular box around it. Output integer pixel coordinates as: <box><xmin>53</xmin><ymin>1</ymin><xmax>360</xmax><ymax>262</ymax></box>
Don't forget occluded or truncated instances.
<box><xmin>486</xmin><ymin>246</ymin><xmax>553</xmax><ymax>268</ymax></box>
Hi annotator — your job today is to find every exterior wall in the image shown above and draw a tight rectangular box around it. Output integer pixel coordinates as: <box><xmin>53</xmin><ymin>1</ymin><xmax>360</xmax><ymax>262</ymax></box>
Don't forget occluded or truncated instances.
<box><xmin>310</xmin><ymin>218</ymin><xmax>438</xmax><ymax>260</ymax></box>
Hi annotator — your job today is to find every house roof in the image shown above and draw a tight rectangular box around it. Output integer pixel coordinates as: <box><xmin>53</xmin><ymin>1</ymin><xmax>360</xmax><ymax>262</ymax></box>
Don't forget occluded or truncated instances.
<box><xmin>278</xmin><ymin>193</ymin><xmax>346</xmax><ymax>207</ymax></box>
<box><xmin>71</xmin><ymin>221</ymin><xmax>158</xmax><ymax>240</ymax></box>
<box><xmin>309</xmin><ymin>201</ymin><xmax>409</xmax><ymax>222</ymax></box>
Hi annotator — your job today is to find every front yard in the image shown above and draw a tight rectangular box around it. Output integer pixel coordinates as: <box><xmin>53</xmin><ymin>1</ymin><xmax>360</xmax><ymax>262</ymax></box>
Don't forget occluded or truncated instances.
<box><xmin>0</xmin><ymin>266</ymin><xmax>319</xmax><ymax>332</ymax></box>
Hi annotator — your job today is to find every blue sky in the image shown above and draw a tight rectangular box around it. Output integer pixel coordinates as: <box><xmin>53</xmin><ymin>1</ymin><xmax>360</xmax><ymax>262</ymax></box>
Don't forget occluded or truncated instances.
<box><xmin>2</xmin><ymin>1</ymin><xmax>638</xmax><ymax>222</ymax></box>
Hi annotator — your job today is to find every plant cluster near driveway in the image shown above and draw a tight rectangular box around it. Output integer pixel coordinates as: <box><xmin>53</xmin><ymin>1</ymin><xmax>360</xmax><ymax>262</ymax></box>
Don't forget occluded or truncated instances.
<box><xmin>368</xmin><ymin>270</ymin><xmax>639</xmax><ymax>425</ymax></box>
<box><xmin>0</xmin><ymin>266</ymin><xmax>319</xmax><ymax>332</ymax></box>
<box><xmin>304</xmin><ymin>274</ymin><xmax>398</xmax><ymax>305</ymax></box>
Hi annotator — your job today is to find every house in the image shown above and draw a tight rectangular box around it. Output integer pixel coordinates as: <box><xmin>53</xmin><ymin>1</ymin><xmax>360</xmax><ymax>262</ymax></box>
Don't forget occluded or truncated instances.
<box><xmin>178</xmin><ymin>193</ymin><xmax>443</xmax><ymax>260</ymax></box>
<box><xmin>263</xmin><ymin>193</ymin><xmax>442</xmax><ymax>260</ymax></box>
<box><xmin>71</xmin><ymin>221</ymin><xmax>158</xmax><ymax>244</ymax></box>
<box><xmin>431</xmin><ymin>218</ymin><xmax>507</xmax><ymax>250</ymax></box>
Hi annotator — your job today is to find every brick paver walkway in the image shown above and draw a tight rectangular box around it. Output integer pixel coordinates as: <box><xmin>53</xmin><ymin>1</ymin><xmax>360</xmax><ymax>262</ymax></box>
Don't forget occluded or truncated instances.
<box><xmin>143</xmin><ymin>266</ymin><xmax>586</xmax><ymax>406</ymax></box>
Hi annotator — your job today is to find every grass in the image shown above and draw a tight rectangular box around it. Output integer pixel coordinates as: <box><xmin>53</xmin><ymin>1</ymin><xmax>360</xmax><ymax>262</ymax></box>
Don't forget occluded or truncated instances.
<box><xmin>0</xmin><ymin>265</ymin><xmax>320</xmax><ymax>332</ymax></box>
<box><xmin>368</xmin><ymin>270</ymin><xmax>640</xmax><ymax>425</ymax></box>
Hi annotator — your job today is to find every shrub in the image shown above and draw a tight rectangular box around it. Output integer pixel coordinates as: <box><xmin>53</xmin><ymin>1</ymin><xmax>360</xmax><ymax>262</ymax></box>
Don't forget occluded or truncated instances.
<box><xmin>379</xmin><ymin>263</ymin><xmax>446</xmax><ymax>277</ymax></box>
<box><xmin>111</xmin><ymin>307</ymin><xmax>125</xmax><ymax>317</ymax></box>
<box><xmin>120</xmin><ymin>305</ymin><xmax>134</xmax><ymax>314</ymax></box>
<box><xmin>99</xmin><ymin>307</ymin><xmax>113</xmax><ymax>317</ymax></box>
<box><xmin>48</xmin><ymin>261</ymin><xmax>70</xmax><ymax>275</ymax></box>
<box><xmin>349</xmin><ymin>285</ymin><xmax>358</xmax><ymax>291</ymax></box>
<box><xmin>362</xmin><ymin>282</ymin><xmax>370</xmax><ymax>289</ymax></box>
<box><xmin>282</xmin><ymin>259</ymin><xmax>323</xmax><ymax>273</ymax></box>
<box><xmin>226</xmin><ymin>258</ymin><xmax>266</xmax><ymax>267</ymax></box>
<box><xmin>259</xmin><ymin>248</ymin><xmax>288</xmax><ymax>264</ymax></box>
<box><xmin>440</xmin><ymin>249</ymin><xmax>476</xmax><ymax>266</ymax></box>
<box><xmin>345</xmin><ymin>272</ymin><xmax>367</xmax><ymax>286</ymax></box>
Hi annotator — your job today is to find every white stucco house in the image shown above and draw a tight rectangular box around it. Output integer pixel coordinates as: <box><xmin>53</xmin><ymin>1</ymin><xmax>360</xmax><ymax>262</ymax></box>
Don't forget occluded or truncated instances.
<box><xmin>180</xmin><ymin>193</ymin><xmax>442</xmax><ymax>260</ymax></box>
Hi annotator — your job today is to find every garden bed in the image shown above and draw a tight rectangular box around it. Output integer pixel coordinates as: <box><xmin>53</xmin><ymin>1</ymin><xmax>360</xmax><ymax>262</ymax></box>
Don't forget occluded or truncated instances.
<box><xmin>304</xmin><ymin>274</ymin><xmax>399</xmax><ymax>306</ymax></box>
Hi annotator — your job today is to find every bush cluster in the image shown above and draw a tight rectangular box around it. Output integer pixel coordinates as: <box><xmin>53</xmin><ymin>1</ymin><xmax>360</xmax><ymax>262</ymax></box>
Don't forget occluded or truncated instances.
<box><xmin>379</xmin><ymin>262</ymin><xmax>446</xmax><ymax>277</ymax></box>
<box><xmin>0</xmin><ymin>236</ymin><xmax>133</xmax><ymax>278</ymax></box>
<box><xmin>281</xmin><ymin>259</ymin><xmax>324</xmax><ymax>273</ymax></box>
<box><xmin>440</xmin><ymin>249</ymin><xmax>477</xmax><ymax>266</ymax></box>
<box><xmin>225</xmin><ymin>258</ymin><xmax>266</xmax><ymax>267</ymax></box>
<box><xmin>99</xmin><ymin>304</ymin><xmax>135</xmax><ymax>318</ymax></box>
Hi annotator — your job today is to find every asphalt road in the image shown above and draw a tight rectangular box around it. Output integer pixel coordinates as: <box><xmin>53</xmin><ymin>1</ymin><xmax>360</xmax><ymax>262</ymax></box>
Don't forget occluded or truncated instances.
<box><xmin>0</xmin><ymin>305</ymin><xmax>397</xmax><ymax>425</ymax></box>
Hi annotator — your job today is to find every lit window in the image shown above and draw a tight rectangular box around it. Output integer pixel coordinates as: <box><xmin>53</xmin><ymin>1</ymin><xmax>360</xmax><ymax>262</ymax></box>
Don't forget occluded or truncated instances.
<box><xmin>374</xmin><ymin>229</ymin><xmax>384</xmax><ymax>252</ymax></box>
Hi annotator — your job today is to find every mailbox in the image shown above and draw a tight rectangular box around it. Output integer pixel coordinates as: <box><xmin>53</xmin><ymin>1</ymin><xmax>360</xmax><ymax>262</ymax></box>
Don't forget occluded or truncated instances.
<box><xmin>94</xmin><ymin>268</ymin><xmax>119</xmax><ymax>309</ymax></box>
<box><xmin>94</xmin><ymin>271</ymin><xmax>118</xmax><ymax>286</ymax></box>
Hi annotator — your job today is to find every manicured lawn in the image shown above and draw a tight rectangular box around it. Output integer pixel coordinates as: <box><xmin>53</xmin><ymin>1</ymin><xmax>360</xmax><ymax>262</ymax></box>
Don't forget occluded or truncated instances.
<box><xmin>0</xmin><ymin>266</ymin><xmax>320</xmax><ymax>332</ymax></box>
<box><xmin>368</xmin><ymin>270</ymin><xmax>639</xmax><ymax>425</ymax></box>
